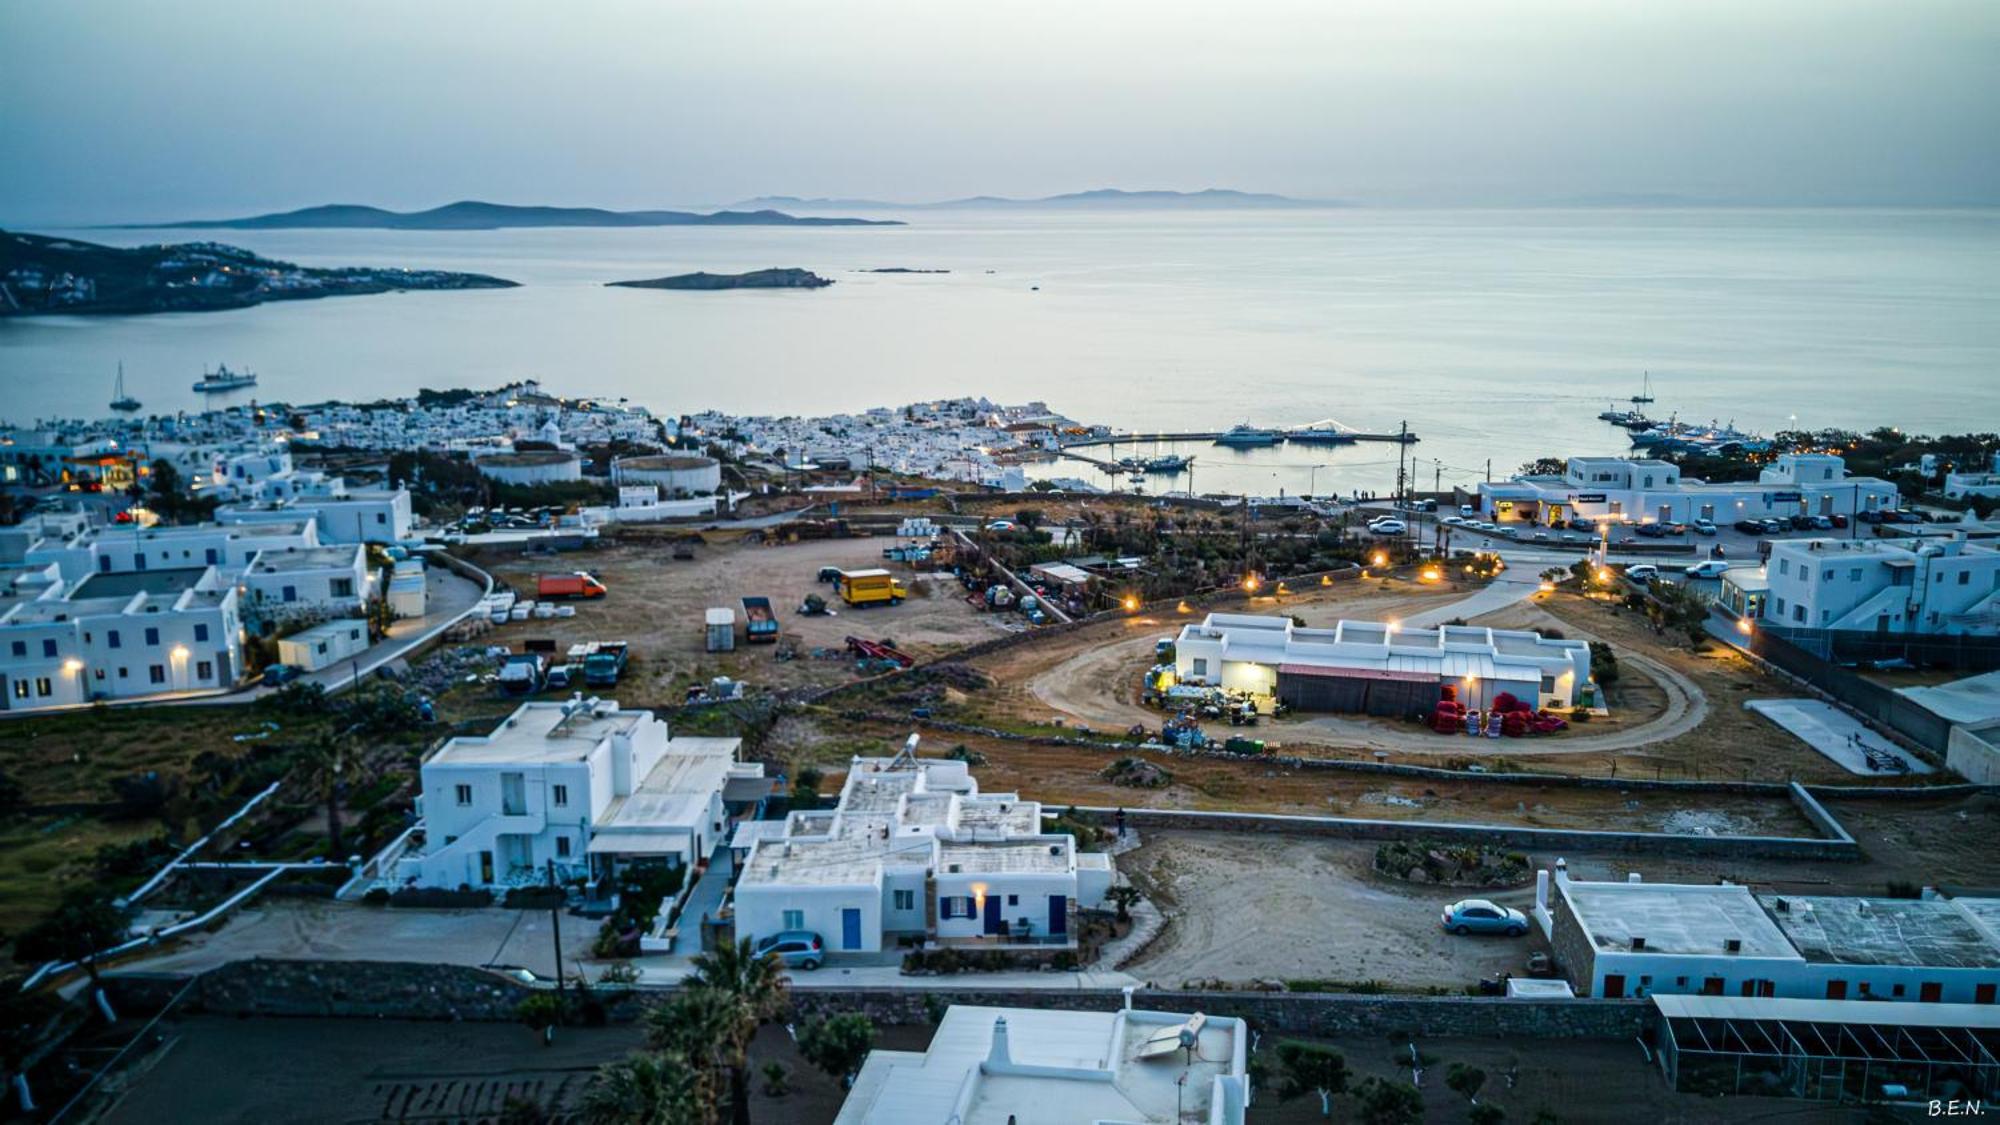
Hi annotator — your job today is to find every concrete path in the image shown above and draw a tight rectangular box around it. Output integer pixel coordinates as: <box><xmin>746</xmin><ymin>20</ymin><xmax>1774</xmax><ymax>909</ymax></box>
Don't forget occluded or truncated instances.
<box><xmin>1401</xmin><ymin>572</ymin><xmax>1543</xmax><ymax>629</ymax></box>
<box><xmin>1746</xmin><ymin>699</ymin><xmax>1933</xmax><ymax>776</ymax></box>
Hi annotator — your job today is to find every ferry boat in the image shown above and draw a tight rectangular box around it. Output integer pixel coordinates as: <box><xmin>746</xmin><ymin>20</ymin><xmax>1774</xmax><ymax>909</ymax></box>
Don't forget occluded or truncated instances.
<box><xmin>109</xmin><ymin>363</ymin><xmax>141</xmax><ymax>412</ymax></box>
<box><xmin>1213</xmin><ymin>423</ymin><xmax>1282</xmax><ymax>447</ymax></box>
<box><xmin>192</xmin><ymin>363</ymin><xmax>258</xmax><ymax>393</ymax></box>
<box><xmin>1286</xmin><ymin>422</ymin><xmax>1357</xmax><ymax>445</ymax></box>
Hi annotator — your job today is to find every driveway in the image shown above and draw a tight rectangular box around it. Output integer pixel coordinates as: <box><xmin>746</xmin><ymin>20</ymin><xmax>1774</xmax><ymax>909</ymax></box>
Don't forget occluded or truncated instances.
<box><xmin>1119</xmin><ymin>831</ymin><xmax>1545</xmax><ymax>989</ymax></box>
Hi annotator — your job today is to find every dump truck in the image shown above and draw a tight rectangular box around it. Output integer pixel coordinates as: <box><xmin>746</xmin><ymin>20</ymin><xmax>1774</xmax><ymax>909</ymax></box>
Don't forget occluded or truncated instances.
<box><xmin>537</xmin><ymin>572</ymin><xmax>608</xmax><ymax>599</ymax></box>
<box><xmin>835</xmin><ymin>568</ymin><xmax>907</xmax><ymax>607</ymax></box>
<box><xmin>741</xmin><ymin>597</ymin><xmax>779</xmax><ymax>644</ymax></box>
<box><xmin>583</xmin><ymin>641</ymin><xmax>630</xmax><ymax>687</ymax></box>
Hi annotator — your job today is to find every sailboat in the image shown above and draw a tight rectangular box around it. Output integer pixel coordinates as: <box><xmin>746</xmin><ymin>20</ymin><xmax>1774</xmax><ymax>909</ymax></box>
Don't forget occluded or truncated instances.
<box><xmin>109</xmin><ymin>363</ymin><xmax>141</xmax><ymax>411</ymax></box>
<box><xmin>1629</xmin><ymin>372</ymin><xmax>1655</xmax><ymax>405</ymax></box>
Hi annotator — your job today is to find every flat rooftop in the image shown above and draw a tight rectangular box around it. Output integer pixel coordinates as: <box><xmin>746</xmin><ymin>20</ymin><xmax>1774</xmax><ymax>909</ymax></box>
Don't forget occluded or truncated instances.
<box><xmin>429</xmin><ymin>702</ymin><xmax>646</xmax><ymax>766</ymax></box>
<box><xmin>68</xmin><ymin>568</ymin><xmax>210</xmax><ymax>599</ymax></box>
<box><xmin>600</xmin><ymin>738</ymin><xmax>741</xmax><ymax>832</ymax></box>
<box><xmin>1759</xmin><ymin>895</ymin><xmax>2000</xmax><ymax>968</ymax></box>
<box><xmin>938</xmin><ymin>838</ymin><xmax>1071</xmax><ymax>876</ymax></box>
<box><xmin>247</xmin><ymin>546</ymin><xmax>362</xmax><ymax>574</ymax></box>
<box><xmin>1563</xmin><ymin>882</ymin><xmax>1798</xmax><ymax>959</ymax></box>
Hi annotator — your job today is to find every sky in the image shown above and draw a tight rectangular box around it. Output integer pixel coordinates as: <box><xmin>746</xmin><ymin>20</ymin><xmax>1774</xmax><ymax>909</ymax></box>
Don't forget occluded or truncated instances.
<box><xmin>2</xmin><ymin>0</ymin><xmax>1996</xmax><ymax>224</ymax></box>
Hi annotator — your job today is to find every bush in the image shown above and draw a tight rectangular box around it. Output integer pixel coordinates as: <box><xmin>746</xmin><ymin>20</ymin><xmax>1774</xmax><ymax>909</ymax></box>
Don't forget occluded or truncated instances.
<box><xmin>362</xmin><ymin>887</ymin><xmax>391</xmax><ymax>907</ymax></box>
<box><xmin>799</xmin><ymin>1013</ymin><xmax>876</xmax><ymax>1080</ymax></box>
<box><xmin>388</xmin><ymin>886</ymin><xmax>492</xmax><ymax>909</ymax></box>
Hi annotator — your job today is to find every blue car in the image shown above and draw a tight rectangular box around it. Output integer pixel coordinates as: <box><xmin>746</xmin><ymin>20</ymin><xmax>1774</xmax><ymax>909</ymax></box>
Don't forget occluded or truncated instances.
<box><xmin>1441</xmin><ymin>899</ymin><xmax>1529</xmax><ymax>936</ymax></box>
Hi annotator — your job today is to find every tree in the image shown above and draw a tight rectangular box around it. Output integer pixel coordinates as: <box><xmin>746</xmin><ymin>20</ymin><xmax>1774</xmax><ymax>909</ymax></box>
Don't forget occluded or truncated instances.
<box><xmin>799</xmin><ymin>1013</ymin><xmax>875</xmax><ymax>1083</ymax></box>
<box><xmin>646</xmin><ymin>986</ymin><xmax>738</xmax><ymax>1123</ymax></box>
<box><xmin>1518</xmin><ymin>457</ymin><xmax>1566</xmax><ymax>477</ymax></box>
<box><xmin>1447</xmin><ymin>1062</ymin><xmax>1488</xmax><ymax>1104</ymax></box>
<box><xmin>1274</xmin><ymin>1040</ymin><xmax>1349</xmax><ymax>1117</ymax></box>
<box><xmin>298</xmin><ymin>731</ymin><xmax>353</xmax><ymax>858</ymax></box>
<box><xmin>1353</xmin><ymin>1076</ymin><xmax>1423</xmax><ymax>1125</ymax></box>
<box><xmin>580</xmin><ymin>1052</ymin><xmax>701</xmax><ymax>1125</ymax></box>
<box><xmin>518</xmin><ymin>993</ymin><xmax>564</xmax><ymax>1046</ymax></box>
<box><xmin>1014</xmin><ymin>508</ymin><xmax>1045</xmax><ymax>530</ymax></box>
<box><xmin>685</xmin><ymin>938</ymin><xmax>791</xmax><ymax>1125</ymax></box>
<box><xmin>759</xmin><ymin>1061</ymin><xmax>790</xmax><ymax>1097</ymax></box>
<box><xmin>12</xmin><ymin>889</ymin><xmax>134</xmax><ymax>990</ymax></box>
<box><xmin>1105</xmin><ymin>885</ymin><xmax>1143</xmax><ymax>924</ymax></box>
<box><xmin>1469</xmin><ymin>1103</ymin><xmax>1508</xmax><ymax>1125</ymax></box>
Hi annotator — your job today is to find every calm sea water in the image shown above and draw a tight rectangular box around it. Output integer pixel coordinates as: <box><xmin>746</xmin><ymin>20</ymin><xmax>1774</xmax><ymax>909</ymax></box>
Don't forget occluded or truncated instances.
<box><xmin>2</xmin><ymin>209</ymin><xmax>1994</xmax><ymax>497</ymax></box>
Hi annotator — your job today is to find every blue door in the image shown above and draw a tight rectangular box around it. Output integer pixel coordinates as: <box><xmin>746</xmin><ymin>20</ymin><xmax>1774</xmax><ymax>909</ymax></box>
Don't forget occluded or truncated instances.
<box><xmin>840</xmin><ymin>907</ymin><xmax>862</xmax><ymax>950</ymax></box>
<box><xmin>1048</xmin><ymin>895</ymin><xmax>1068</xmax><ymax>937</ymax></box>
<box><xmin>983</xmin><ymin>894</ymin><xmax>1005</xmax><ymax>935</ymax></box>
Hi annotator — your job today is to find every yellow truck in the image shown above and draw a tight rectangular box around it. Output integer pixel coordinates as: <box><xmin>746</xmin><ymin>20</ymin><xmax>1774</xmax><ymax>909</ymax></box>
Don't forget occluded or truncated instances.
<box><xmin>836</xmin><ymin>568</ymin><xmax>907</xmax><ymax>607</ymax></box>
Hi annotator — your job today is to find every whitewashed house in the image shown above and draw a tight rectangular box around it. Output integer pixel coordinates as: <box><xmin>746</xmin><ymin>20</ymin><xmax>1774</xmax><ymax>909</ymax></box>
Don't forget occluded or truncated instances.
<box><xmin>0</xmin><ymin>564</ymin><xmax>245</xmax><ymax>710</ymax></box>
<box><xmin>1763</xmin><ymin>537</ymin><xmax>2000</xmax><ymax>634</ymax></box>
<box><xmin>240</xmin><ymin>543</ymin><xmax>372</xmax><ymax>622</ymax></box>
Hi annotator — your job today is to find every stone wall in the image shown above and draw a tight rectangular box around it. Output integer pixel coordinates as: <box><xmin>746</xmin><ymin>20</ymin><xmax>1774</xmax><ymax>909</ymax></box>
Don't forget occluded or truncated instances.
<box><xmin>1079</xmin><ymin>805</ymin><xmax>1860</xmax><ymax>861</ymax></box>
<box><xmin>791</xmin><ymin>987</ymin><xmax>1650</xmax><ymax>1040</ymax></box>
<box><xmin>1546</xmin><ymin>890</ymin><xmax>1599</xmax><ymax>998</ymax></box>
<box><xmin>108</xmin><ymin>959</ymin><xmax>646</xmax><ymax>1023</ymax></box>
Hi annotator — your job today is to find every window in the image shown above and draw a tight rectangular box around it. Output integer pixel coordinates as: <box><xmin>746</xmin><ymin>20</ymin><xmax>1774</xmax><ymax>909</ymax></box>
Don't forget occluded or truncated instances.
<box><xmin>41</xmin><ymin>639</ymin><xmax>56</xmax><ymax>658</ymax></box>
<box><xmin>1849</xmin><ymin>568</ymin><xmax>1862</xmax><ymax>582</ymax></box>
<box><xmin>455</xmin><ymin>784</ymin><xmax>473</xmax><ymax>806</ymax></box>
<box><xmin>1191</xmin><ymin>658</ymin><xmax>1208</xmax><ymax>677</ymax></box>
<box><xmin>893</xmin><ymin>889</ymin><xmax>915</xmax><ymax>911</ymax></box>
<box><xmin>331</xmin><ymin>578</ymin><xmax>354</xmax><ymax>598</ymax></box>
<box><xmin>555</xmin><ymin>836</ymin><xmax>571</xmax><ymax>858</ymax></box>
<box><xmin>195</xmin><ymin>624</ymin><xmax>209</xmax><ymax>642</ymax></box>
<box><xmin>108</xmin><ymin>630</ymin><xmax>121</xmax><ymax>649</ymax></box>
<box><xmin>1006</xmin><ymin>894</ymin><xmax>1018</xmax><ymax>906</ymax></box>
<box><xmin>149</xmin><ymin>665</ymin><xmax>166</xmax><ymax>684</ymax></box>
<box><xmin>1779</xmin><ymin>559</ymin><xmax>1790</xmax><ymax>576</ymax></box>
<box><xmin>1961</xmin><ymin>571</ymin><xmax>1972</xmax><ymax>586</ymax></box>
<box><xmin>118</xmin><ymin>667</ymin><xmax>129</xmax><ymax>679</ymax></box>
<box><xmin>1792</xmin><ymin>604</ymin><xmax>1806</xmax><ymax>623</ymax></box>
<box><xmin>11</xmin><ymin>680</ymin><xmax>26</xmax><ymax>700</ymax></box>
<box><xmin>552</xmin><ymin>784</ymin><xmax>569</xmax><ymax>807</ymax></box>
<box><xmin>782</xmin><ymin>909</ymin><xmax>805</xmax><ymax>931</ymax></box>
<box><xmin>282</xmin><ymin>585</ymin><xmax>298</xmax><ymax>603</ymax></box>
<box><xmin>206</xmin><ymin>548</ymin><xmax>219</xmax><ymax>565</ymax></box>
<box><xmin>34</xmin><ymin>678</ymin><xmax>52</xmax><ymax>697</ymax></box>
<box><xmin>197</xmin><ymin>661</ymin><xmax>213</xmax><ymax>680</ymax></box>
<box><xmin>145</xmin><ymin>627</ymin><xmax>160</xmax><ymax>646</ymax></box>
<box><xmin>376</xmin><ymin>513</ymin><xmax>386</xmax><ymax>524</ymax></box>
<box><xmin>7</xmin><ymin>641</ymin><xmax>21</xmax><ymax>658</ymax></box>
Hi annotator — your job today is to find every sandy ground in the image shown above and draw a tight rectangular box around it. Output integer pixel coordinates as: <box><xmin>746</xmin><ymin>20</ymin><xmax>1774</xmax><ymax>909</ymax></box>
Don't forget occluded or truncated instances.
<box><xmin>1746</xmin><ymin>699</ymin><xmax>1935</xmax><ymax>775</ymax></box>
<box><xmin>1119</xmin><ymin>832</ymin><xmax>1546</xmax><ymax>988</ymax></box>
<box><xmin>477</xmin><ymin>536</ymin><xmax>1011</xmax><ymax>699</ymax></box>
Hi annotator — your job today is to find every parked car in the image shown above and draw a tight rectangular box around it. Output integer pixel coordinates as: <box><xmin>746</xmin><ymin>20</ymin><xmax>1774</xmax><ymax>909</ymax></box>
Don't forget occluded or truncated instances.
<box><xmin>984</xmin><ymin>520</ymin><xmax>1016</xmax><ymax>532</ymax></box>
<box><xmin>1788</xmin><ymin>514</ymin><xmax>1816</xmax><ymax>530</ymax></box>
<box><xmin>1441</xmin><ymin>899</ymin><xmax>1529</xmax><ymax>936</ymax></box>
<box><xmin>753</xmin><ymin>930</ymin><xmax>825</xmax><ymax>970</ymax></box>
<box><xmin>1685</xmin><ymin>560</ymin><xmax>1731</xmax><ymax>579</ymax></box>
<box><xmin>1441</xmin><ymin>515</ymin><xmax>1468</xmax><ymax>527</ymax></box>
<box><xmin>1368</xmin><ymin>518</ymin><xmax>1408</xmax><ymax>535</ymax></box>
<box><xmin>1760</xmin><ymin>519</ymin><xmax>1787</xmax><ymax>534</ymax></box>
<box><xmin>1830</xmin><ymin>513</ymin><xmax>1850</xmax><ymax>528</ymax></box>
<box><xmin>1634</xmin><ymin>522</ymin><xmax>1667</xmax><ymax>538</ymax></box>
<box><xmin>1624</xmin><ymin>564</ymin><xmax>1661</xmax><ymax>583</ymax></box>
<box><xmin>1809</xmin><ymin>515</ymin><xmax>1835</xmax><ymax>530</ymax></box>
<box><xmin>1691</xmin><ymin>519</ymin><xmax>1718</xmax><ymax>535</ymax></box>
<box><xmin>1734</xmin><ymin>519</ymin><xmax>1765</xmax><ymax>534</ymax></box>
<box><xmin>260</xmin><ymin>663</ymin><xmax>303</xmax><ymax>687</ymax></box>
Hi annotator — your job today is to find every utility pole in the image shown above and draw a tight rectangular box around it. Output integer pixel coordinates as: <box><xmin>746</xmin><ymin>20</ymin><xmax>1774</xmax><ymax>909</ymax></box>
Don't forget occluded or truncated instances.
<box><xmin>546</xmin><ymin>858</ymin><xmax>565</xmax><ymax>997</ymax></box>
<box><xmin>1432</xmin><ymin>460</ymin><xmax>1444</xmax><ymax>554</ymax></box>
<box><xmin>1394</xmin><ymin>420</ymin><xmax>1409</xmax><ymax>510</ymax></box>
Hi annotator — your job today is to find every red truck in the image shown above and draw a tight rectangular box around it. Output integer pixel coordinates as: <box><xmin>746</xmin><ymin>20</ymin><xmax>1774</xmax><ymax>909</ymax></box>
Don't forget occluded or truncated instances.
<box><xmin>537</xmin><ymin>572</ymin><xmax>608</xmax><ymax>600</ymax></box>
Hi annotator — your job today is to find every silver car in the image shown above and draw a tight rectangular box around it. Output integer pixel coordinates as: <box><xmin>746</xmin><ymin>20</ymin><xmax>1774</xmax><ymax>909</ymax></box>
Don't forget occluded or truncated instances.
<box><xmin>1441</xmin><ymin>899</ymin><xmax>1529</xmax><ymax>936</ymax></box>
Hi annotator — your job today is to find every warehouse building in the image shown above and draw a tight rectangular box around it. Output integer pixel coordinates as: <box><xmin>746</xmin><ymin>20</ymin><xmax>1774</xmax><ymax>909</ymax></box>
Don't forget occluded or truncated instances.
<box><xmin>1172</xmin><ymin>613</ymin><xmax>1592</xmax><ymax>713</ymax></box>
<box><xmin>1477</xmin><ymin>453</ymin><xmax>1897</xmax><ymax>528</ymax></box>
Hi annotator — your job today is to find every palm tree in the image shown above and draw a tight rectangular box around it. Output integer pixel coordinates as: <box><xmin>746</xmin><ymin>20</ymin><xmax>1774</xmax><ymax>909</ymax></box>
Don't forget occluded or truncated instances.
<box><xmin>298</xmin><ymin>731</ymin><xmax>352</xmax><ymax>858</ymax></box>
<box><xmin>686</xmin><ymin>938</ymin><xmax>791</xmax><ymax>1125</ymax></box>
<box><xmin>646</xmin><ymin>985</ymin><xmax>739</xmax><ymax>1125</ymax></box>
<box><xmin>580</xmin><ymin>1052</ymin><xmax>700</xmax><ymax>1125</ymax></box>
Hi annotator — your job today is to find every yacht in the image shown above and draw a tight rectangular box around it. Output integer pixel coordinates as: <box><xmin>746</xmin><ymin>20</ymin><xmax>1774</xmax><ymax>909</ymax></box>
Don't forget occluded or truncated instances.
<box><xmin>1140</xmin><ymin>454</ymin><xmax>1192</xmax><ymax>473</ymax></box>
<box><xmin>1286</xmin><ymin>421</ymin><xmax>1356</xmax><ymax>445</ymax></box>
<box><xmin>109</xmin><ymin>363</ymin><xmax>141</xmax><ymax>412</ymax></box>
<box><xmin>193</xmin><ymin>363</ymin><xmax>258</xmax><ymax>393</ymax></box>
<box><xmin>1213</xmin><ymin>423</ymin><xmax>1282</xmax><ymax>447</ymax></box>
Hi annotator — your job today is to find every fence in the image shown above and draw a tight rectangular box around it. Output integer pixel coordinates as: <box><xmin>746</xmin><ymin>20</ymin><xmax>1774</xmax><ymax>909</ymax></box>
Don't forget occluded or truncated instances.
<box><xmin>1761</xmin><ymin>624</ymin><xmax>2000</xmax><ymax>673</ymax></box>
<box><xmin>1749</xmin><ymin>628</ymin><xmax>1955</xmax><ymax>754</ymax></box>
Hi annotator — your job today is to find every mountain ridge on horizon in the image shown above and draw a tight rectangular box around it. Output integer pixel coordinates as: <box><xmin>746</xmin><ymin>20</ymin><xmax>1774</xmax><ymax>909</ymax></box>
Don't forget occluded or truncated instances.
<box><xmin>723</xmin><ymin>187</ymin><xmax>1343</xmax><ymax>211</ymax></box>
<box><xmin>110</xmin><ymin>200</ymin><xmax>903</xmax><ymax>231</ymax></box>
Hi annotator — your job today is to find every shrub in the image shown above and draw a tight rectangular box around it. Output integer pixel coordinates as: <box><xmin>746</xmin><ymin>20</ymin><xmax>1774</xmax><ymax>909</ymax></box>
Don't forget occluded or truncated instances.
<box><xmin>362</xmin><ymin>887</ymin><xmax>391</xmax><ymax>907</ymax></box>
<box><xmin>799</xmin><ymin>1013</ymin><xmax>876</xmax><ymax>1080</ymax></box>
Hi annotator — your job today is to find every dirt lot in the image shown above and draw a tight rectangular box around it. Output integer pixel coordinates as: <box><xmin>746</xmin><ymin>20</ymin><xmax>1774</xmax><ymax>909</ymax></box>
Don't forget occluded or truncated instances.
<box><xmin>477</xmin><ymin>536</ymin><xmax>1011</xmax><ymax>700</ymax></box>
<box><xmin>1120</xmin><ymin>832</ymin><xmax>1546</xmax><ymax>989</ymax></box>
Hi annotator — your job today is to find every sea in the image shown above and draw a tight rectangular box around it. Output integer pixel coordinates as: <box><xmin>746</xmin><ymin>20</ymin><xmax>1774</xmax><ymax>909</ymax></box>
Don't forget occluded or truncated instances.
<box><xmin>2</xmin><ymin>208</ymin><xmax>1995</xmax><ymax>499</ymax></box>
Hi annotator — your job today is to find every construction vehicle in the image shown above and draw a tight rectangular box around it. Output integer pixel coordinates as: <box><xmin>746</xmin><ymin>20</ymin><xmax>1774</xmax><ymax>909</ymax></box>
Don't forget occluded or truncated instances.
<box><xmin>1222</xmin><ymin>736</ymin><xmax>1267</xmax><ymax>755</ymax></box>
<box><xmin>546</xmin><ymin>663</ymin><xmax>580</xmax><ymax>691</ymax></box>
<box><xmin>537</xmin><ymin>572</ymin><xmax>608</xmax><ymax>599</ymax></box>
<box><xmin>741</xmin><ymin>597</ymin><xmax>779</xmax><ymax>644</ymax></box>
<box><xmin>498</xmin><ymin>652</ymin><xmax>548</xmax><ymax>695</ymax></box>
<box><xmin>845</xmin><ymin>636</ymin><xmax>916</xmax><ymax>668</ymax></box>
<box><xmin>835</xmin><ymin>568</ymin><xmax>907</xmax><ymax>607</ymax></box>
<box><xmin>583</xmin><ymin>641</ymin><xmax>630</xmax><ymax>687</ymax></box>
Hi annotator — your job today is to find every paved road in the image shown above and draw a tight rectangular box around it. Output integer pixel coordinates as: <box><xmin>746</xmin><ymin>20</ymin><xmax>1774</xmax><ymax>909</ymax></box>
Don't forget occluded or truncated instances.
<box><xmin>1401</xmin><ymin>572</ymin><xmax>1544</xmax><ymax>628</ymax></box>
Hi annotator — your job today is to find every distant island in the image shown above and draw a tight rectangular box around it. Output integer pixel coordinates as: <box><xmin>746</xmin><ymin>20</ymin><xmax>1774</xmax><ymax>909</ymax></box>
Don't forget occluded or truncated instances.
<box><xmin>0</xmin><ymin>230</ymin><xmax>517</xmax><ymax>317</ymax></box>
<box><xmin>607</xmin><ymin>268</ymin><xmax>834</xmax><ymax>291</ymax></box>
<box><xmin>123</xmin><ymin>201</ymin><xmax>902</xmax><ymax>231</ymax></box>
<box><xmin>864</xmin><ymin>267</ymin><xmax>949</xmax><ymax>274</ymax></box>
<box><xmin>728</xmin><ymin>188</ymin><xmax>1338</xmax><ymax>211</ymax></box>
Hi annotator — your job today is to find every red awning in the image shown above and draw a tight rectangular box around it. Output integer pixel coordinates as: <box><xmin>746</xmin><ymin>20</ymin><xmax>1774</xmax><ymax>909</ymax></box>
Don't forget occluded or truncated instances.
<box><xmin>1278</xmin><ymin>664</ymin><xmax>1439</xmax><ymax>683</ymax></box>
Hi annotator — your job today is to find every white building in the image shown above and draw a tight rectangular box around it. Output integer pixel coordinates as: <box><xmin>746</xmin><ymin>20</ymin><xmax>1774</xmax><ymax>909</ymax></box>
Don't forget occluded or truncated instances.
<box><xmin>1173</xmin><ymin>613</ymin><xmax>1593</xmax><ymax>713</ymax></box>
<box><xmin>475</xmin><ymin>450</ymin><xmax>584</xmax><ymax>485</ymax></box>
<box><xmin>0</xmin><ymin>564</ymin><xmax>245</xmax><ymax>710</ymax></box>
<box><xmin>610</xmin><ymin>454</ymin><xmax>721</xmax><ymax>496</ymax></box>
<box><xmin>240</xmin><ymin>544</ymin><xmax>372</xmax><ymax>621</ymax></box>
<box><xmin>217</xmin><ymin>487</ymin><xmax>413</xmax><ymax>544</ymax></box>
<box><xmin>13</xmin><ymin>519</ymin><xmax>320</xmax><ymax>584</ymax></box>
<box><xmin>733</xmin><ymin>738</ymin><xmax>1113</xmax><ymax>956</ymax></box>
<box><xmin>401</xmin><ymin>698</ymin><xmax>764</xmax><ymax>889</ymax></box>
<box><xmin>1540</xmin><ymin>866</ymin><xmax>2000</xmax><ymax>1004</ymax></box>
<box><xmin>1760</xmin><ymin>537</ymin><xmax>2000</xmax><ymax>634</ymax></box>
<box><xmin>1478</xmin><ymin>454</ymin><xmax>1897</xmax><ymax>528</ymax></box>
<box><xmin>837</xmin><ymin>1003</ymin><xmax>1249</xmax><ymax>1125</ymax></box>
<box><xmin>276</xmin><ymin>617</ymin><xmax>370</xmax><ymax>672</ymax></box>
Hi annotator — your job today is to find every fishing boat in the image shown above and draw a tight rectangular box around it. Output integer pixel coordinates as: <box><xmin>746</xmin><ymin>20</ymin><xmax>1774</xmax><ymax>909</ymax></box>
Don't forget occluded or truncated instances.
<box><xmin>109</xmin><ymin>363</ymin><xmax>141</xmax><ymax>412</ymax></box>
<box><xmin>1140</xmin><ymin>454</ymin><xmax>1192</xmax><ymax>473</ymax></box>
<box><xmin>192</xmin><ymin>363</ymin><xmax>258</xmax><ymax>393</ymax></box>
<box><xmin>1213</xmin><ymin>423</ymin><xmax>1282</xmax><ymax>447</ymax></box>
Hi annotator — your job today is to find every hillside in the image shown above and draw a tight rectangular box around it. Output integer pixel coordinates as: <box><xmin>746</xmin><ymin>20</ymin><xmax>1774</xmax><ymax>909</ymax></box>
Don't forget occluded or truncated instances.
<box><xmin>728</xmin><ymin>187</ymin><xmax>1337</xmax><ymax>211</ymax></box>
<box><xmin>0</xmin><ymin>230</ymin><xmax>517</xmax><ymax>317</ymax></box>
<box><xmin>130</xmin><ymin>201</ymin><xmax>903</xmax><ymax>231</ymax></box>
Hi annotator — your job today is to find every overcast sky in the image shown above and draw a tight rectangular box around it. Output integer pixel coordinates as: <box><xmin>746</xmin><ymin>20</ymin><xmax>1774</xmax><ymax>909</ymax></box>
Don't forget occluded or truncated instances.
<box><xmin>2</xmin><ymin>0</ymin><xmax>1996</xmax><ymax>223</ymax></box>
